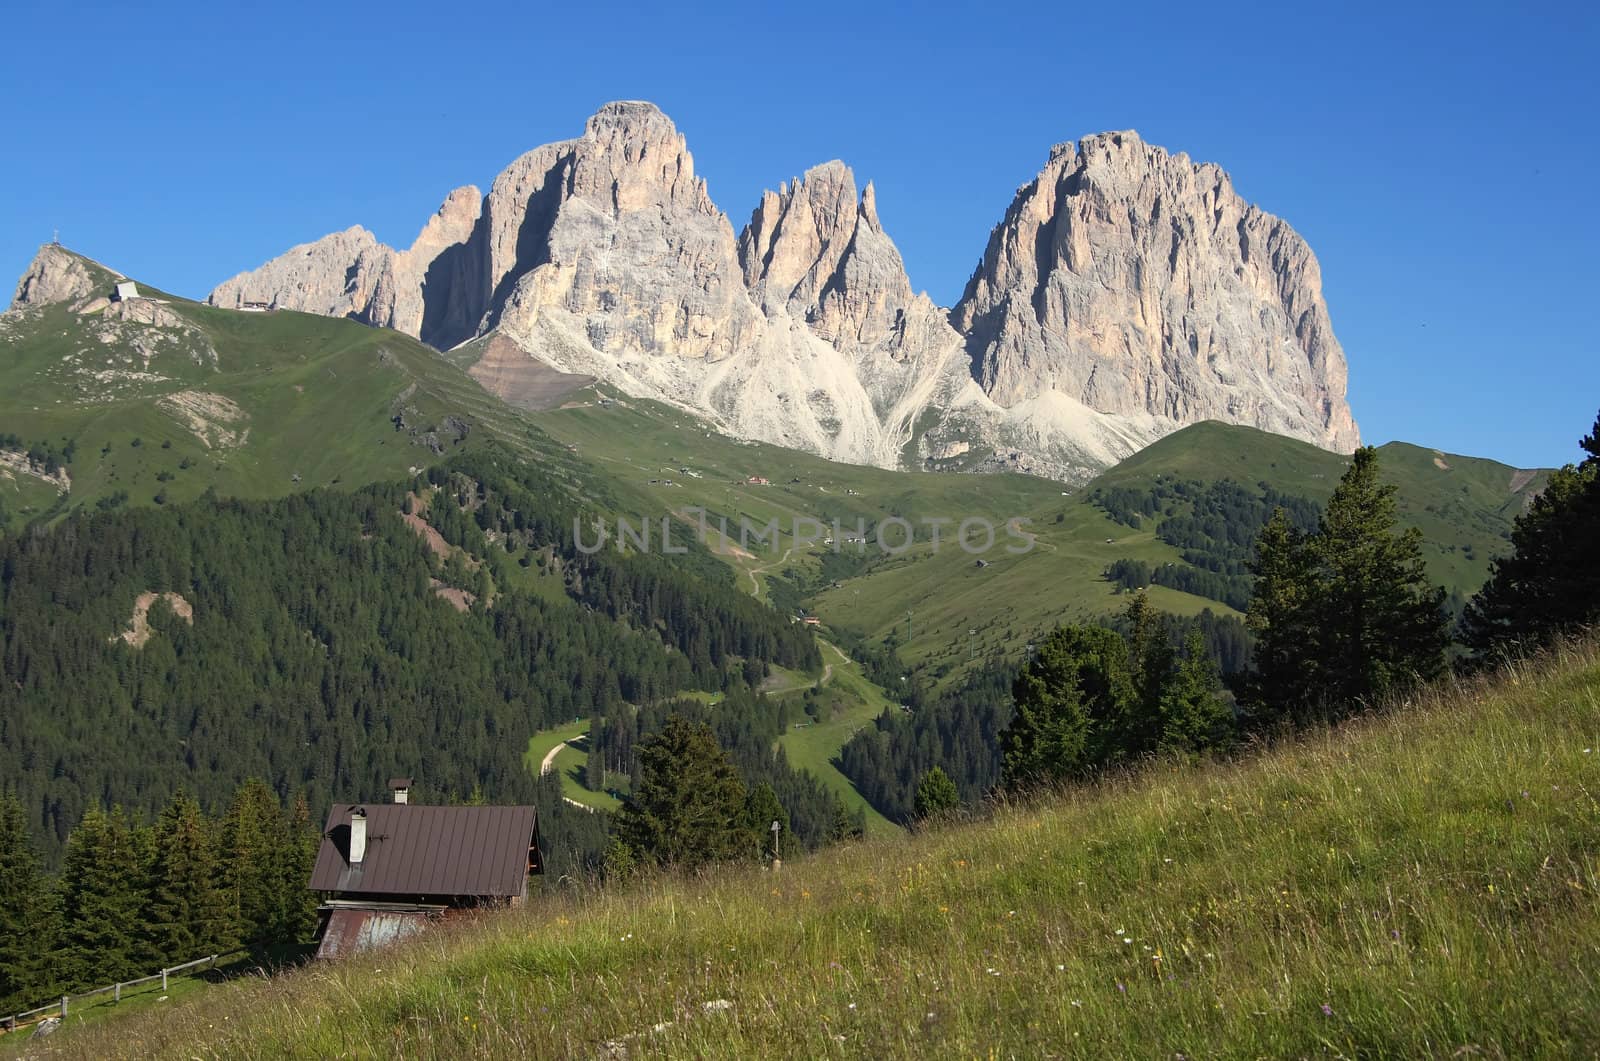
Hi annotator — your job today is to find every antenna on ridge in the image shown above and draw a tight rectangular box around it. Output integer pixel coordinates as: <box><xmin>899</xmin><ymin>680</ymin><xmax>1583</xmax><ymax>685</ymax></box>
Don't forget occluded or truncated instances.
<box><xmin>52</xmin><ymin>229</ymin><xmax>60</xmax><ymax>246</ymax></box>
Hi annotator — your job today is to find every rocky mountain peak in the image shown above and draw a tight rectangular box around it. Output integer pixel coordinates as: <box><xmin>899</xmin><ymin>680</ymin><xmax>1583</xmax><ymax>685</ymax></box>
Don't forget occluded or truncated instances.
<box><xmin>9</xmin><ymin>244</ymin><xmax>112</xmax><ymax>311</ymax></box>
<box><xmin>204</xmin><ymin>105</ymin><xmax>1360</xmax><ymax>480</ymax></box>
<box><xmin>737</xmin><ymin>161</ymin><xmax>923</xmax><ymax>353</ymax></box>
<box><xmin>953</xmin><ymin>129</ymin><xmax>1359</xmax><ymax>452</ymax></box>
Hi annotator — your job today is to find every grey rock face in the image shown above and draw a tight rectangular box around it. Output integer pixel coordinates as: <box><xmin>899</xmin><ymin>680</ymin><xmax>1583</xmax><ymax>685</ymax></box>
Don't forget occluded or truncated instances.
<box><xmin>211</xmin><ymin>226</ymin><xmax>392</xmax><ymax>320</ymax></box>
<box><xmin>739</xmin><ymin>162</ymin><xmax>935</xmax><ymax>362</ymax></box>
<box><xmin>205</xmin><ymin>108</ymin><xmax>1359</xmax><ymax>479</ymax></box>
<box><xmin>952</xmin><ymin>131</ymin><xmax>1358</xmax><ymax>452</ymax></box>
<box><xmin>10</xmin><ymin>244</ymin><xmax>104</xmax><ymax>310</ymax></box>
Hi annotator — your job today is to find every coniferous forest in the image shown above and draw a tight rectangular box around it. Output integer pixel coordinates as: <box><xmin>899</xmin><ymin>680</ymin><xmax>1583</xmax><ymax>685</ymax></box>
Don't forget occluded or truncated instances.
<box><xmin>0</xmin><ymin>447</ymin><xmax>816</xmax><ymax>860</ymax></box>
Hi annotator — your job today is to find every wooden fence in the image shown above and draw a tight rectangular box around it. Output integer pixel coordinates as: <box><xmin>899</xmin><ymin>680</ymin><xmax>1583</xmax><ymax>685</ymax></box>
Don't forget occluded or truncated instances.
<box><xmin>1</xmin><ymin>953</ymin><xmax>222</xmax><ymax>1033</ymax></box>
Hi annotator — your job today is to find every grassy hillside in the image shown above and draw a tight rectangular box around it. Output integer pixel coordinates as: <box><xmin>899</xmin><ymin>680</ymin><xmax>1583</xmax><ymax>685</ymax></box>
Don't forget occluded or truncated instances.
<box><xmin>0</xmin><ymin>263</ymin><xmax>578</xmax><ymax>526</ymax></box>
<box><xmin>533</xmin><ymin>397</ymin><xmax>1227</xmax><ymax>687</ymax></box>
<box><xmin>1091</xmin><ymin>421</ymin><xmax>1549</xmax><ymax>597</ymax></box>
<box><xmin>24</xmin><ymin>639</ymin><xmax>1600</xmax><ymax>1058</ymax></box>
<box><xmin>533</xmin><ymin>404</ymin><xmax>1549</xmax><ymax>692</ymax></box>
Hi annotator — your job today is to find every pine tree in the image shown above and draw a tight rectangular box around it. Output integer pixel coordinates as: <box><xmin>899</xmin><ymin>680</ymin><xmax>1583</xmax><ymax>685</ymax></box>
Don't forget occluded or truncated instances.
<box><xmin>1245</xmin><ymin>447</ymin><xmax>1448</xmax><ymax>724</ymax></box>
<box><xmin>1000</xmin><ymin>625</ymin><xmax>1133</xmax><ymax>786</ymax></box>
<box><xmin>147</xmin><ymin>792</ymin><xmax>235</xmax><ymax>964</ymax></box>
<box><xmin>1465</xmin><ymin>408</ymin><xmax>1600</xmax><ymax>659</ymax></box>
<box><xmin>274</xmin><ymin>792</ymin><xmax>321</xmax><ymax>944</ymax></box>
<box><xmin>59</xmin><ymin>806</ymin><xmax>147</xmax><ymax>988</ymax></box>
<box><xmin>218</xmin><ymin>779</ymin><xmax>284</xmax><ymax>948</ymax></box>
<box><xmin>1314</xmin><ymin>447</ymin><xmax>1449</xmax><ymax>712</ymax></box>
<box><xmin>913</xmin><ymin>766</ymin><xmax>960</xmax><ymax>820</ymax></box>
<box><xmin>615</xmin><ymin>715</ymin><xmax>749</xmax><ymax>868</ymax></box>
<box><xmin>0</xmin><ymin>795</ymin><xmax>61</xmax><ymax>1011</ymax></box>
<box><xmin>1123</xmin><ymin>590</ymin><xmax>1177</xmax><ymax>757</ymax></box>
<box><xmin>1156</xmin><ymin>630</ymin><xmax>1234</xmax><ymax>756</ymax></box>
<box><xmin>1244</xmin><ymin>508</ymin><xmax>1323</xmax><ymax>724</ymax></box>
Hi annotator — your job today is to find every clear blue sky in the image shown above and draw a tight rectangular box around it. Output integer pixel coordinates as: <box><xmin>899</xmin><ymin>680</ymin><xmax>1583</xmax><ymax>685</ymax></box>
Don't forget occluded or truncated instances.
<box><xmin>3</xmin><ymin>1</ymin><xmax>1596</xmax><ymax>468</ymax></box>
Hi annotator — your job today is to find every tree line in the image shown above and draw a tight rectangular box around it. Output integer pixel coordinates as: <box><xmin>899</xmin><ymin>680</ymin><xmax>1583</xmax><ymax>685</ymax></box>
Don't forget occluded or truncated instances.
<box><xmin>0</xmin><ymin>446</ymin><xmax>818</xmax><ymax>859</ymax></box>
<box><xmin>0</xmin><ymin>780</ymin><xmax>319</xmax><ymax>1015</ymax></box>
<box><xmin>981</xmin><ymin>410</ymin><xmax>1600</xmax><ymax>802</ymax></box>
<box><xmin>841</xmin><ymin>408</ymin><xmax>1600</xmax><ymax>822</ymax></box>
<box><xmin>834</xmin><ymin>607</ymin><xmax>1251</xmax><ymax>823</ymax></box>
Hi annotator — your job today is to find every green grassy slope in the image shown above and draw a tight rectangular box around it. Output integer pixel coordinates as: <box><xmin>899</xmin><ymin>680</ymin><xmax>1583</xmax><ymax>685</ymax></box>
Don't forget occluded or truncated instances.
<box><xmin>1091</xmin><ymin>421</ymin><xmax>1550</xmax><ymax>596</ymax></box>
<box><xmin>771</xmin><ymin>643</ymin><xmax>898</xmax><ymax>837</ymax></box>
<box><xmin>28</xmin><ymin>640</ymin><xmax>1600</xmax><ymax>1059</ymax></box>
<box><xmin>0</xmin><ymin>269</ymin><xmax>576</xmax><ymax>525</ymax></box>
<box><xmin>532</xmin><ymin>398</ymin><xmax>1225</xmax><ymax>686</ymax></box>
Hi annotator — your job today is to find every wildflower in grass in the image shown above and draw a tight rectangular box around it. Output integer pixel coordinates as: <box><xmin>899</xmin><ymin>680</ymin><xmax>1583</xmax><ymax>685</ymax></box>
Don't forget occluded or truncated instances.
<box><xmin>1321</xmin><ymin>1003</ymin><xmax>1334</xmax><ymax>1017</ymax></box>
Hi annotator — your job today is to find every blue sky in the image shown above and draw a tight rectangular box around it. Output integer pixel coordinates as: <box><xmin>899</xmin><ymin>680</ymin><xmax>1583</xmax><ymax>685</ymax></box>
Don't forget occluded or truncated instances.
<box><xmin>3</xmin><ymin>0</ymin><xmax>1596</xmax><ymax>467</ymax></box>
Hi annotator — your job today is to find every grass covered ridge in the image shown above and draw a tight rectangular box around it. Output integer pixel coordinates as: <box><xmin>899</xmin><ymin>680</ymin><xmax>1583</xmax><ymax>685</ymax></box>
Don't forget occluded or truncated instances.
<box><xmin>28</xmin><ymin>640</ymin><xmax>1600</xmax><ymax>1059</ymax></box>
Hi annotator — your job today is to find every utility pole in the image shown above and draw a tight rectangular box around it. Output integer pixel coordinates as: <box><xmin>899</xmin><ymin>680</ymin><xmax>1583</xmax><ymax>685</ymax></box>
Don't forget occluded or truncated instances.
<box><xmin>770</xmin><ymin>819</ymin><xmax>781</xmax><ymax>869</ymax></box>
<box><xmin>906</xmin><ymin>609</ymin><xmax>913</xmax><ymax>642</ymax></box>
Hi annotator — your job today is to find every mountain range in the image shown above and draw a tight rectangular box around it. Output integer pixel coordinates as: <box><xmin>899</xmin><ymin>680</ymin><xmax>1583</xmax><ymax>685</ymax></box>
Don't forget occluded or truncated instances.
<box><xmin>207</xmin><ymin>101</ymin><xmax>1357</xmax><ymax>482</ymax></box>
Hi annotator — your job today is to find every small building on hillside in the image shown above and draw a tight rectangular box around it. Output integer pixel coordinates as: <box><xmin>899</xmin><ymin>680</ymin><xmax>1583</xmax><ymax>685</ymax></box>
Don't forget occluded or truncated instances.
<box><xmin>112</xmin><ymin>280</ymin><xmax>140</xmax><ymax>302</ymax></box>
<box><xmin>308</xmin><ymin>783</ymin><xmax>541</xmax><ymax>959</ymax></box>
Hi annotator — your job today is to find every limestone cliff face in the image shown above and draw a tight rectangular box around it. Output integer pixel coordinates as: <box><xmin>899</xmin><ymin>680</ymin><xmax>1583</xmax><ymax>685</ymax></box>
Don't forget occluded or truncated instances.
<box><xmin>207</xmin><ymin>107</ymin><xmax>1359</xmax><ymax>479</ymax></box>
<box><xmin>211</xmin><ymin>226</ymin><xmax>393</xmax><ymax>321</ymax></box>
<box><xmin>951</xmin><ymin>131</ymin><xmax>1358</xmax><ymax>452</ymax></box>
<box><xmin>484</xmin><ymin>101</ymin><xmax>760</xmax><ymax>365</ymax></box>
<box><xmin>9</xmin><ymin>244</ymin><xmax>107</xmax><ymax>310</ymax></box>
<box><xmin>739</xmin><ymin>162</ymin><xmax>941</xmax><ymax>362</ymax></box>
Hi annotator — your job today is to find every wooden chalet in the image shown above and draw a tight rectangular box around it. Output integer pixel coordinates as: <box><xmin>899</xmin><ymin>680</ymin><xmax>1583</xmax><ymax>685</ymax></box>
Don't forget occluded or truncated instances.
<box><xmin>308</xmin><ymin>782</ymin><xmax>542</xmax><ymax>959</ymax></box>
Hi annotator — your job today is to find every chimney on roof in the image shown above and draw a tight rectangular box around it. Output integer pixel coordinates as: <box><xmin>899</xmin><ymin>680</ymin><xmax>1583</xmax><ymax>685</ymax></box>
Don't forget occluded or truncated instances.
<box><xmin>389</xmin><ymin>778</ymin><xmax>412</xmax><ymax>805</ymax></box>
<box><xmin>349</xmin><ymin>807</ymin><xmax>368</xmax><ymax>865</ymax></box>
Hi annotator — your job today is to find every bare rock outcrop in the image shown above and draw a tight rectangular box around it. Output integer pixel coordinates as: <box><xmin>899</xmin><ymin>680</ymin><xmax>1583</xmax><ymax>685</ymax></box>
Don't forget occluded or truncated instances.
<box><xmin>9</xmin><ymin>244</ymin><xmax>111</xmax><ymax>311</ymax></box>
<box><xmin>952</xmin><ymin>131</ymin><xmax>1358</xmax><ymax>452</ymax></box>
<box><xmin>211</xmin><ymin>226</ymin><xmax>393</xmax><ymax>319</ymax></box>
<box><xmin>739</xmin><ymin>161</ymin><xmax>937</xmax><ymax>361</ymax></box>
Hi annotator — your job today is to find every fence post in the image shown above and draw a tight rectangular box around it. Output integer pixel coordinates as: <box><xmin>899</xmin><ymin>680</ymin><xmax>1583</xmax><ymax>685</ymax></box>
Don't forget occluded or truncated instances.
<box><xmin>161</xmin><ymin>968</ymin><xmax>168</xmax><ymax>991</ymax></box>
<box><xmin>114</xmin><ymin>982</ymin><xmax>121</xmax><ymax>1003</ymax></box>
<box><xmin>59</xmin><ymin>996</ymin><xmax>67</xmax><ymax>1018</ymax></box>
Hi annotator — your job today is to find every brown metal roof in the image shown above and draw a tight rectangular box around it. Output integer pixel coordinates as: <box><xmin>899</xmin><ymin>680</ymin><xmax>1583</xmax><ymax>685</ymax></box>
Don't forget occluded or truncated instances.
<box><xmin>309</xmin><ymin>803</ymin><xmax>539</xmax><ymax>898</ymax></box>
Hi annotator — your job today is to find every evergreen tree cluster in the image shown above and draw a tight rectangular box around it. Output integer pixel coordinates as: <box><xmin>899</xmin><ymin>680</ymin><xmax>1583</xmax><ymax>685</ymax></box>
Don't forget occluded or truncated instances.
<box><xmin>836</xmin><ymin>658</ymin><xmax>1011</xmax><ymax>823</ymax></box>
<box><xmin>608</xmin><ymin>714</ymin><xmax>850</xmax><ymax>872</ymax></box>
<box><xmin>1242</xmin><ymin>447</ymin><xmax>1450</xmax><ymax>726</ymax></box>
<box><xmin>835</xmin><ymin>606</ymin><xmax>1252</xmax><ymax>822</ymax></box>
<box><xmin>0</xmin><ymin>448</ymin><xmax>818</xmax><ymax>860</ymax></box>
<box><xmin>1091</xmin><ymin>478</ymin><xmax>1322</xmax><ymax>608</ymax></box>
<box><xmin>0</xmin><ymin>782</ymin><xmax>318</xmax><ymax>1015</ymax></box>
<box><xmin>999</xmin><ymin>594</ymin><xmax>1234</xmax><ymax>787</ymax></box>
<box><xmin>593</xmin><ymin>688</ymin><xmax>864</xmax><ymax>853</ymax></box>
<box><xmin>1463</xmin><ymin>410</ymin><xmax>1600</xmax><ymax>660</ymax></box>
